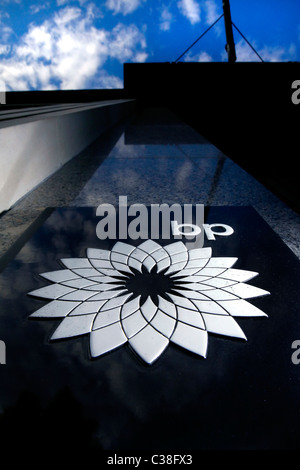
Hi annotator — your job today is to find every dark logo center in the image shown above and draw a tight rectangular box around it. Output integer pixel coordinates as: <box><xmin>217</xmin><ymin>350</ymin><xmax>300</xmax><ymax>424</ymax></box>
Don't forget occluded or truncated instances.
<box><xmin>124</xmin><ymin>266</ymin><xmax>176</xmax><ymax>304</ymax></box>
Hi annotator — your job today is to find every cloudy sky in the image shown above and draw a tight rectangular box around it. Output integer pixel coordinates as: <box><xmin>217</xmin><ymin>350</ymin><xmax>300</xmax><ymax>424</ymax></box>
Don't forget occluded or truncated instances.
<box><xmin>0</xmin><ymin>0</ymin><xmax>299</xmax><ymax>91</ymax></box>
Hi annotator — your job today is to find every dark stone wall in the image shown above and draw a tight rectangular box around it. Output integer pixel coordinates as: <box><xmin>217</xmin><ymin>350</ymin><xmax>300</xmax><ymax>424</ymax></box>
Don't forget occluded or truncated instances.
<box><xmin>124</xmin><ymin>62</ymin><xmax>300</xmax><ymax>213</ymax></box>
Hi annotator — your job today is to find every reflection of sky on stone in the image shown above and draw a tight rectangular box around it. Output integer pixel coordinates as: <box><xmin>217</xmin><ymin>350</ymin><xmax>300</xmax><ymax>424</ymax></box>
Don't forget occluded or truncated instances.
<box><xmin>72</xmin><ymin>156</ymin><xmax>220</xmax><ymax>207</ymax></box>
<box><xmin>71</xmin><ymin>126</ymin><xmax>222</xmax><ymax>207</ymax></box>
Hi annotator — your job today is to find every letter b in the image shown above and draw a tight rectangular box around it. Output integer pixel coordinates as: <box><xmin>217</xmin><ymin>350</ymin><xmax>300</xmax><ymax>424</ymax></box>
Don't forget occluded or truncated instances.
<box><xmin>171</xmin><ymin>220</ymin><xmax>201</xmax><ymax>239</ymax></box>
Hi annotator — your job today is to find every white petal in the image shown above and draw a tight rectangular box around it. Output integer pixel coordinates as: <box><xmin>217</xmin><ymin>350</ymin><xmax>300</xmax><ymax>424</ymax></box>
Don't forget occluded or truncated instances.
<box><xmin>201</xmin><ymin>278</ymin><xmax>237</xmax><ymax>288</ymax></box>
<box><xmin>218</xmin><ymin>299</ymin><xmax>268</xmax><ymax>317</ymax></box>
<box><xmin>142</xmin><ymin>255</ymin><xmax>156</xmax><ymax>273</ymax></box>
<box><xmin>69</xmin><ymin>300</ymin><xmax>107</xmax><ymax>316</ymax></box>
<box><xmin>151</xmin><ymin>248</ymin><xmax>169</xmax><ymax>262</ymax></box>
<box><xmin>166</xmin><ymin>293</ymin><xmax>199</xmax><ymax>311</ymax></box>
<box><xmin>93</xmin><ymin>307</ymin><xmax>121</xmax><ymax>329</ymax></box>
<box><xmin>59</xmin><ymin>290</ymin><xmax>99</xmax><ymax>301</ymax></box>
<box><xmin>150</xmin><ymin>310</ymin><xmax>176</xmax><ymax>338</ymax></box>
<box><xmin>164</xmin><ymin>242</ymin><xmax>187</xmax><ymax>256</ymax></box>
<box><xmin>88</xmin><ymin>259</ymin><xmax>113</xmax><ymax>269</ymax></box>
<box><xmin>122</xmin><ymin>310</ymin><xmax>148</xmax><ymax>338</ymax></box>
<box><xmin>205</xmin><ymin>257</ymin><xmax>238</xmax><ymax>268</ymax></box>
<box><xmin>72</xmin><ymin>268</ymin><xmax>105</xmax><ymax>278</ymax></box>
<box><xmin>188</xmin><ymin>247</ymin><xmax>212</xmax><ymax>259</ymax></box>
<box><xmin>177</xmin><ymin>306</ymin><xmax>205</xmax><ymax>329</ymax></box>
<box><xmin>120</xmin><ymin>296</ymin><xmax>141</xmax><ymax>318</ymax></box>
<box><xmin>223</xmin><ymin>284</ymin><xmax>270</xmax><ymax>299</ymax></box>
<box><xmin>88</xmin><ymin>276</ymin><xmax>123</xmax><ymax>283</ymax></box>
<box><xmin>164</xmin><ymin>261</ymin><xmax>188</xmax><ymax>275</ymax></box>
<box><xmin>87</xmin><ymin>248</ymin><xmax>110</xmax><ymax>260</ymax></box>
<box><xmin>109</xmin><ymin>261</ymin><xmax>133</xmax><ymax>274</ymax></box>
<box><xmin>28</xmin><ymin>284</ymin><xmax>75</xmax><ymax>300</ymax></box>
<box><xmin>171</xmin><ymin>323</ymin><xmax>208</xmax><ymax>358</ymax></box>
<box><xmin>93</xmin><ymin>268</ymin><xmax>128</xmax><ymax>278</ymax></box>
<box><xmin>192</xmin><ymin>300</ymin><xmax>229</xmax><ymax>315</ymax></box>
<box><xmin>40</xmin><ymin>270</ymin><xmax>79</xmax><ymax>283</ymax></box>
<box><xmin>138</xmin><ymin>240</ymin><xmax>162</xmax><ymax>254</ymax></box>
<box><xmin>175</xmin><ymin>275</ymin><xmax>211</xmax><ymax>283</ymax></box>
<box><xmin>29</xmin><ymin>300</ymin><xmax>80</xmax><ymax>318</ymax></box>
<box><xmin>172</xmin><ymin>289</ymin><xmax>209</xmax><ymax>300</ymax></box>
<box><xmin>129</xmin><ymin>248</ymin><xmax>148</xmax><ymax>262</ymax></box>
<box><xmin>87</xmin><ymin>289</ymin><xmax>128</xmax><ymax>301</ymax></box>
<box><xmin>62</xmin><ymin>279</ymin><xmax>100</xmax><ymax>289</ymax></box>
<box><xmin>129</xmin><ymin>325</ymin><xmax>169</xmax><ymax>364</ymax></box>
<box><xmin>127</xmin><ymin>257</ymin><xmax>143</xmax><ymax>272</ymax></box>
<box><xmin>183</xmin><ymin>259</ymin><xmax>209</xmax><ymax>269</ymax></box>
<box><xmin>60</xmin><ymin>258</ymin><xmax>92</xmax><ymax>269</ymax></box>
<box><xmin>51</xmin><ymin>314</ymin><xmax>96</xmax><ymax>339</ymax></box>
<box><xmin>201</xmin><ymin>289</ymin><xmax>238</xmax><ymax>301</ymax></box>
<box><xmin>169</xmin><ymin>251</ymin><xmax>188</xmax><ymax>264</ymax></box>
<box><xmin>188</xmin><ymin>267</ymin><xmax>227</xmax><ymax>277</ymax></box>
<box><xmin>90</xmin><ymin>323</ymin><xmax>127</xmax><ymax>357</ymax></box>
<box><xmin>100</xmin><ymin>292</ymin><xmax>133</xmax><ymax>311</ymax></box>
<box><xmin>175</xmin><ymin>282</ymin><xmax>214</xmax><ymax>291</ymax></box>
<box><xmin>156</xmin><ymin>257</ymin><xmax>171</xmax><ymax>273</ymax></box>
<box><xmin>83</xmin><ymin>283</ymin><xmax>124</xmax><ymax>292</ymax></box>
<box><xmin>141</xmin><ymin>296</ymin><xmax>157</xmax><ymax>321</ymax></box>
<box><xmin>202</xmin><ymin>313</ymin><xmax>246</xmax><ymax>339</ymax></box>
<box><xmin>171</xmin><ymin>267</ymin><xmax>206</xmax><ymax>278</ymax></box>
<box><xmin>219</xmin><ymin>269</ymin><xmax>258</xmax><ymax>282</ymax></box>
<box><xmin>111</xmin><ymin>242</ymin><xmax>135</xmax><ymax>256</ymax></box>
<box><xmin>110</xmin><ymin>252</ymin><xmax>129</xmax><ymax>264</ymax></box>
<box><xmin>157</xmin><ymin>295</ymin><xmax>177</xmax><ymax>318</ymax></box>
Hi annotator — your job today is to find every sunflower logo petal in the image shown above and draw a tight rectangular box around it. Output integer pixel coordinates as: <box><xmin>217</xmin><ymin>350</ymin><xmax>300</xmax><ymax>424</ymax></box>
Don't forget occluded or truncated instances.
<box><xmin>28</xmin><ymin>241</ymin><xmax>269</xmax><ymax>365</ymax></box>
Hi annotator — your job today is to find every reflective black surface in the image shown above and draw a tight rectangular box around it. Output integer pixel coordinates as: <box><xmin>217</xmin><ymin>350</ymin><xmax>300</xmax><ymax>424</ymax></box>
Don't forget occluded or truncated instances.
<box><xmin>0</xmin><ymin>206</ymin><xmax>300</xmax><ymax>454</ymax></box>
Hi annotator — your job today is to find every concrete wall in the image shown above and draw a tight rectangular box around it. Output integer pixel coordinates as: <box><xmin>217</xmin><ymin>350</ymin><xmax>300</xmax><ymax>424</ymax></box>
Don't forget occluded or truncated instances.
<box><xmin>0</xmin><ymin>99</ymin><xmax>135</xmax><ymax>214</ymax></box>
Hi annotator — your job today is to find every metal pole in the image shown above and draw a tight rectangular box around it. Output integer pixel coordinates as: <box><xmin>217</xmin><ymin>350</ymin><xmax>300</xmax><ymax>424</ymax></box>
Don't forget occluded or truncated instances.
<box><xmin>223</xmin><ymin>0</ymin><xmax>236</xmax><ymax>62</ymax></box>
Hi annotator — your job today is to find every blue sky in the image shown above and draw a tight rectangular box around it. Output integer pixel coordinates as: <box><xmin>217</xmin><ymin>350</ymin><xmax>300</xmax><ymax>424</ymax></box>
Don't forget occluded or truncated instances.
<box><xmin>0</xmin><ymin>0</ymin><xmax>299</xmax><ymax>90</ymax></box>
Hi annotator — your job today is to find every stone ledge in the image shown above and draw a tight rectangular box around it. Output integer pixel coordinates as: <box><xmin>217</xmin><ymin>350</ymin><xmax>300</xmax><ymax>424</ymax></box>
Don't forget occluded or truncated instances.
<box><xmin>0</xmin><ymin>99</ymin><xmax>135</xmax><ymax>213</ymax></box>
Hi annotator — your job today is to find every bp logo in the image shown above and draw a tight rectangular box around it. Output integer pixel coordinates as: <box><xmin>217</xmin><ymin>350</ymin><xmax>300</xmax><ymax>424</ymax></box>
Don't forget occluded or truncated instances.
<box><xmin>28</xmin><ymin>240</ymin><xmax>269</xmax><ymax>365</ymax></box>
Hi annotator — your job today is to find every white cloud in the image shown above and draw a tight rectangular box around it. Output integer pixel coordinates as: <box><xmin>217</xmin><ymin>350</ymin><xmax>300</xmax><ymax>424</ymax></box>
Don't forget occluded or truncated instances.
<box><xmin>108</xmin><ymin>22</ymin><xmax>147</xmax><ymax>61</ymax></box>
<box><xmin>203</xmin><ymin>0</ymin><xmax>219</xmax><ymax>24</ymax></box>
<box><xmin>0</xmin><ymin>5</ymin><xmax>147</xmax><ymax>90</ymax></box>
<box><xmin>56</xmin><ymin>0</ymin><xmax>90</xmax><ymax>5</ymax></box>
<box><xmin>159</xmin><ymin>6</ymin><xmax>173</xmax><ymax>31</ymax></box>
<box><xmin>105</xmin><ymin>0</ymin><xmax>144</xmax><ymax>15</ymax></box>
<box><xmin>0</xmin><ymin>24</ymin><xmax>14</xmax><ymax>42</ymax></box>
<box><xmin>184</xmin><ymin>50</ymin><xmax>213</xmax><ymax>62</ymax></box>
<box><xmin>54</xmin><ymin>6</ymin><xmax>82</xmax><ymax>25</ymax></box>
<box><xmin>134</xmin><ymin>51</ymin><xmax>148</xmax><ymax>62</ymax></box>
<box><xmin>223</xmin><ymin>39</ymin><xmax>297</xmax><ymax>62</ymax></box>
<box><xmin>0</xmin><ymin>44</ymin><xmax>10</xmax><ymax>55</ymax></box>
<box><xmin>93</xmin><ymin>71</ymin><xmax>123</xmax><ymax>88</ymax></box>
<box><xmin>259</xmin><ymin>43</ymin><xmax>297</xmax><ymax>62</ymax></box>
<box><xmin>30</xmin><ymin>3</ymin><xmax>51</xmax><ymax>14</ymax></box>
<box><xmin>177</xmin><ymin>0</ymin><xmax>201</xmax><ymax>25</ymax></box>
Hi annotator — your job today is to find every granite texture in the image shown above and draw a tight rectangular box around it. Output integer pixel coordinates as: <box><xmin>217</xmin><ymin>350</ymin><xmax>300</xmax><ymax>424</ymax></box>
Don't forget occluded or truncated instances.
<box><xmin>0</xmin><ymin>106</ymin><xmax>299</xmax><ymax>261</ymax></box>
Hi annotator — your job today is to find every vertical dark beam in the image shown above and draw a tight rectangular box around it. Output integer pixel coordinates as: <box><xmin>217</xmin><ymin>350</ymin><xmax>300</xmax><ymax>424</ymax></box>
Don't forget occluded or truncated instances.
<box><xmin>223</xmin><ymin>0</ymin><xmax>236</xmax><ymax>62</ymax></box>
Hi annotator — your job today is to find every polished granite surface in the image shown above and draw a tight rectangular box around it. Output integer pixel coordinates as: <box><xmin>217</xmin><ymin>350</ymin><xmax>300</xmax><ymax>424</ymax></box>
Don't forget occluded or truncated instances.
<box><xmin>1</xmin><ymin>107</ymin><xmax>299</xmax><ymax>264</ymax></box>
<box><xmin>0</xmin><ymin>107</ymin><xmax>300</xmax><ymax>456</ymax></box>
